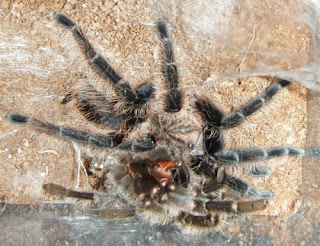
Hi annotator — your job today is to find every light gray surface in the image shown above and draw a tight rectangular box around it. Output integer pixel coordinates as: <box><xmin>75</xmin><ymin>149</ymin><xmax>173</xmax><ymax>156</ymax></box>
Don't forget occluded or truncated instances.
<box><xmin>0</xmin><ymin>204</ymin><xmax>268</xmax><ymax>246</ymax></box>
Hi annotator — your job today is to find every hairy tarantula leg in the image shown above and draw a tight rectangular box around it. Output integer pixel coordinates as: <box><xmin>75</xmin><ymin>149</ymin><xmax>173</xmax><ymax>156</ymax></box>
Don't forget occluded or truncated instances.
<box><xmin>44</xmin><ymin>183</ymin><xmax>135</xmax><ymax>218</ymax></box>
<box><xmin>156</xmin><ymin>19</ymin><xmax>183</xmax><ymax>112</ymax></box>
<box><xmin>220</xmin><ymin>80</ymin><xmax>291</xmax><ymax>129</ymax></box>
<box><xmin>190</xmin><ymin>155</ymin><xmax>214</xmax><ymax>178</ymax></box>
<box><xmin>195</xmin><ymin>97</ymin><xmax>223</xmax><ymax>128</ymax></box>
<box><xmin>76</xmin><ymin>84</ymin><xmax>129</xmax><ymax>129</ymax></box>
<box><xmin>6</xmin><ymin>114</ymin><xmax>125</xmax><ymax>149</ymax></box>
<box><xmin>179</xmin><ymin>199</ymin><xmax>265</xmax><ymax>233</ymax></box>
<box><xmin>191</xmin><ymin>157</ymin><xmax>272</xmax><ymax>199</ymax></box>
<box><xmin>76</xmin><ymin>83</ymin><xmax>152</xmax><ymax>129</ymax></box>
<box><xmin>178</xmin><ymin>212</ymin><xmax>221</xmax><ymax>232</ymax></box>
<box><xmin>118</xmin><ymin>134</ymin><xmax>156</xmax><ymax>152</ymax></box>
<box><xmin>43</xmin><ymin>183</ymin><xmax>94</xmax><ymax>200</ymax></box>
<box><xmin>248</xmin><ymin>166</ymin><xmax>271</xmax><ymax>178</ymax></box>
<box><xmin>211</xmin><ymin>146</ymin><xmax>320</xmax><ymax>165</ymax></box>
<box><xmin>55</xmin><ymin>12</ymin><xmax>154</xmax><ymax>125</ymax></box>
<box><xmin>195</xmin><ymin>97</ymin><xmax>224</xmax><ymax>155</ymax></box>
<box><xmin>54</xmin><ymin>12</ymin><xmax>146</xmax><ymax>105</ymax></box>
<box><xmin>54</xmin><ymin>12</ymin><xmax>122</xmax><ymax>84</ymax></box>
<box><xmin>224</xmin><ymin>175</ymin><xmax>273</xmax><ymax>200</ymax></box>
<box><xmin>206</xmin><ymin>199</ymin><xmax>267</xmax><ymax>213</ymax></box>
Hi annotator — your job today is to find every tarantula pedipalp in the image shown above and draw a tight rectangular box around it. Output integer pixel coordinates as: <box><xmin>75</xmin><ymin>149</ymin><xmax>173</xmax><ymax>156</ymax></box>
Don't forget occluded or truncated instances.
<box><xmin>6</xmin><ymin>12</ymin><xmax>320</xmax><ymax>234</ymax></box>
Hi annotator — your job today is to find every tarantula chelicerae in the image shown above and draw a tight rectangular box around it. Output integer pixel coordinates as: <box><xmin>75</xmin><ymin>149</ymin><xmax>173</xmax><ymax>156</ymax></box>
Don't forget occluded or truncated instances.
<box><xmin>6</xmin><ymin>12</ymin><xmax>320</xmax><ymax>234</ymax></box>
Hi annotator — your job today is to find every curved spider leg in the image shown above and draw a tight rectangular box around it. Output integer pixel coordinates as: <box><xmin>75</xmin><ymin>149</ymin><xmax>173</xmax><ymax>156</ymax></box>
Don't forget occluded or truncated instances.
<box><xmin>222</xmin><ymin>172</ymin><xmax>273</xmax><ymax>200</ymax></box>
<box><xmin>6</xmin><ymin>113</ymin><xmax>155</xmax><ymax>152</ymax></box>
<box><xmin>43</xmin><ymin>183</ymin><xmax>136</xmax><ymax>219</ymax></box>
<box><xmin>195</xmin><ymin>97</ymin><xmax>224</xmax><ymax>156</ymax></box>
<box><xmin>248</xmin><ymin>166</ymin><xmax>271</xmax><ymax>178</ymax></box>
<box><xmin>156</xmin><ymin>19</ymin><xmax>183</xmax><ymax>112</ymax></box>
<box><xmin>220</xmin><ymin>79</ymin><xmax>291</xmax><ymax>129</ymax></box>
<box><xmin>54</xmin><ymin>12</ymin><xmax>154</xmax><ymax>128</ymax></box>
<box><xmin>43</xmin><ymin>183</ymin><xmax>94</xmax><ymax>200</ymax></box>
<box><xmin>76</xmin><ymin>84</ymin><xmax>129</xmax><ymax>129</ymax></box>
<box><xmin>190</xmin><ymin>155</ymin><xmax>215</xmax><ymax>178</ymax></box>
<box><xmin>118</xmin><ymin>133</ymin><xmax>156</xmax><ymax>152</ymax></box>
<box><xmin>190</xmin><ymin>156</ymin><xmax>273</xmax><ymax>199</ymax></box>
<box><xmin>177</xmin><ymin>212</ymin><xmax>221</xmax><ymax>233</ymax></box>
<box><xmin>177</xmin><ymin>199</ymin><xmax>266</xmax><ymax>233</ymax></box>
<box><xmin>77</xmin><ymin>83</ymin><xmax>154</xmax><ymax>129</ymax></box>
<box><xmin>194</xmin><ymin>155</ymin><xmax>271</xmax><ymax>178</ymax></box>
<box><xmin>7</xmin><ymin>113</ymin><xmax>124</xmax><ymax>148</ymax></box>
<box><xmin>54</xmin><ymin>12</ymin><xmax>122</xmax><ymax>86</ymax></box>
<box><xmin>205</xmin><ymin>199</ymin><xmax>267</xmax><ymax>213</ymax></box>
<box><xmin>211</xmin><ymin>146</ymin><xmax>320</xmax><ymax>165</ymax></box>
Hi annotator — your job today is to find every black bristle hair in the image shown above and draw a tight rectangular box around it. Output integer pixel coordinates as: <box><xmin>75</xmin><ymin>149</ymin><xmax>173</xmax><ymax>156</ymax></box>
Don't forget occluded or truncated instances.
<box><xmin>54</xmin><ymin>12</ymin><xmax>76</xmax><ymax>28</ymax></box>
<box><xmin>6</xmin><ymin>114</ymin><xmax>30</xmax><ymax>124</ymax></box>
<box><xmin>156</xmin><ymin>19</ymin><xmax>170</xmax><ymax>39</ymax></box>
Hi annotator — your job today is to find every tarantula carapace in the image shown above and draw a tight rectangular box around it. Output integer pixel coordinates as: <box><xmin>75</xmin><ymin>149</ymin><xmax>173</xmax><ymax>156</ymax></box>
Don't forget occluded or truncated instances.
<box><xmin>6</xmin><ymin>12</ymin><xmax>320</xmax><ymax>234</ymax></box>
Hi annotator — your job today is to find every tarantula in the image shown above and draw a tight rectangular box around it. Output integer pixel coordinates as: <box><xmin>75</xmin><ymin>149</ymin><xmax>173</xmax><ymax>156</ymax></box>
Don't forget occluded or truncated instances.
<box><xmin>6</xmin><ymin>12</ymin><xmax>320</xmax><ymax>234</ymax></box>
